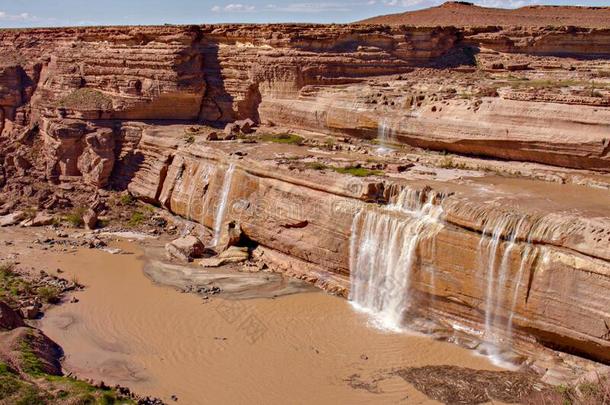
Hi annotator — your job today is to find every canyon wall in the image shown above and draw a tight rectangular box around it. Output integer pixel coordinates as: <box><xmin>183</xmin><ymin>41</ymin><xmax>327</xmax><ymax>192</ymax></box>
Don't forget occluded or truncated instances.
<box><xmin>0</xmin><ymin>23</ymin><xmax>609</xmax><ymax>371</ymax></box>
<box><xmin>1</xmin><ymin>24</ymin><xmax>609</xmax><ymax>176</ymax></box>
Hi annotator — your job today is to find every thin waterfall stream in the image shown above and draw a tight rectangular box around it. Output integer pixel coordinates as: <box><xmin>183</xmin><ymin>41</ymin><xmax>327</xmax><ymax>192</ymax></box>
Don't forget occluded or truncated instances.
<box><xmin>212</xmin><ymin>163</ymin><xmax>236</xmax><ymax>246</ymax></box>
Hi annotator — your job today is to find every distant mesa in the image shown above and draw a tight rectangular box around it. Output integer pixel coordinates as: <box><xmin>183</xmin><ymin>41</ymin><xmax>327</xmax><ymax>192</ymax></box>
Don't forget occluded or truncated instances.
<box><xmin>357</xmin><ymin>1</ymin><xmax>610</xmax><ymax>28</ymax></box>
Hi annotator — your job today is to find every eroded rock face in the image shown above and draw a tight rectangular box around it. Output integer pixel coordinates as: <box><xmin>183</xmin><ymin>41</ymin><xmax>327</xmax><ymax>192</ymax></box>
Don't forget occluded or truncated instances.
<box><xmin>1</xmin><ymin>23</ymin><xmax>608</xmax><ymax>181</ymax></box>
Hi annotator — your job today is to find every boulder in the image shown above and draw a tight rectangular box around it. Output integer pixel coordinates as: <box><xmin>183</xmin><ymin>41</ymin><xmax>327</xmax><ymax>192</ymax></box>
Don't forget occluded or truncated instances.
<box><xmin>165</xmin><ymin>236</ymin><xmax>205</xmax><ymax>262</ymax></box>
<box><xmin>83</xmin><ymin>208</ymin><xmax>98</xmax><ymax>230</ymax></box>
<box><xmin>200</xmin><ymin>246</ymin><xmax>249</xmax><ymax>268</ymax></box>
<box><xmin>20</xmin><ymin>304</ymin><xmax>40</xmax><ymax>320</ymax></box>
<box><xmin>0</xmin><ymin>302</ymin><xmax>25</xmax><ymax>330</ymax></box>
<box><xmin>224</xmin><ymin>123</ymin><xmax>239</xmax><ymax>136</ymax></box>
<box><xmin>235</xmin><ymin>118</ymin><xmax>256</xmax><ymax>134</ymax></box>
<box><xmin>0</xmin><ymin>211</ymin><xmax>26</xmax><ymax>227</ymax></box>
<box><xmin>30</xmin><ymin>212</ymin><xmax>55</xmax><ymax>227</ymax></box>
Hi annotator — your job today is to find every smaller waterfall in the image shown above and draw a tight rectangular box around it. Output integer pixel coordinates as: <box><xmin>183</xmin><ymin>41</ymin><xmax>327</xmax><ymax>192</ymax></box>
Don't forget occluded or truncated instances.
<box><xmin>478</xmin><ymin>213</ymin><xmax>540</xmax><ymax>364</ymax></box>
<box><xmin>211</xmin><ymin>163</ymin><xmax>236</xmax><ymax>247</ymax></box>
<box><xmin>376</xmin><ymin>119</ymin><xmax>395</xmax><ymax>154</ymax></box>
<box><xmin>349</xmin><ymin>188</ymin><xmax>444</xmax><ymax>331</ymax></box>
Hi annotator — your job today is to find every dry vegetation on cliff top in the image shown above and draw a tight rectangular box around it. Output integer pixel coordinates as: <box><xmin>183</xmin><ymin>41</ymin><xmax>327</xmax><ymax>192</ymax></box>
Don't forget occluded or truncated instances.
<box><xmin>58</xmin><ymin>88</ymin><xmax>113</xmax><ymax>111</ymax></box>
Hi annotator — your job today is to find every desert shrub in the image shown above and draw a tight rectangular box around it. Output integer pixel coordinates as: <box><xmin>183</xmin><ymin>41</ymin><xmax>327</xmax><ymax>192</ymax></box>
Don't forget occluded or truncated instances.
<box><xmin>184</xmin><ymin>134</ymin><xmax>195</xmax><ymax>144</ymax></box>
<box><xmin>128</xmin><ymin>211</ymin><xmax>146</xmax><ymax>227</ymax></box>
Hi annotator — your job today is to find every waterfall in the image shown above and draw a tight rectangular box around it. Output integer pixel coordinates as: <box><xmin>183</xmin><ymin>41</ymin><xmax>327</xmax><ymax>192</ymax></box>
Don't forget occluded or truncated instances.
<box><xmin>211</xmin><ymin>163</ymin><xmax>236</xmax><ymax>247</ymax></box>
<box><xmin>376</xmin><ymin>118</ymin><xmax>395</xmax><ymax>154</ymax></box>
<box><xmin>349</xmin><ymin>188</ymin><xmax>444</xmax><ymax>331</ymax></box>
<box><xmin>478</xmin><ymin>213</ymin><xmax>539</xmax><ymax>364</ymax></box>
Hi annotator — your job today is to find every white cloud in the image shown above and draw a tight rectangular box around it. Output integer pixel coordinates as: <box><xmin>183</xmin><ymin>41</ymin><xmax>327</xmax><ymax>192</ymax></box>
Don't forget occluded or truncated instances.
<box><xmin>266</xmin><ymin>2</ymin><xmax>353</xmax><ymax>13</ymax></box>
<box><xmin>211</xmin><ymin>3</ymin><xmax>256</xmax><ymax>12</ymax></box>
<box><xmin>0</xmin><ymin>11</ymin><xmax>37</xmax><ymax>21</ymax></box>
<box><xmin>376</xmin><ymin>0</ymin><xmax>535</xmax><ymax>8</ymax></box>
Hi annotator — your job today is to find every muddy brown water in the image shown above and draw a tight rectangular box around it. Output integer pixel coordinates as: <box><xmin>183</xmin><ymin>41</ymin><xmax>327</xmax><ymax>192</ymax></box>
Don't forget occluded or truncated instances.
<box><xmin>1</xmin><ymin>230</ymin><xmax>500</xmax><ymax>404</ymax></box>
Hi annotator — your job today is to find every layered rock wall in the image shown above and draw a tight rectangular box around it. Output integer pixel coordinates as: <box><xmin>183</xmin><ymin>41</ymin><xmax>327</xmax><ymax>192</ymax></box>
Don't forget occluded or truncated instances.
<box><xmin>120</xmin><ymin>130</ymin><xmax>610</xmax><ymax>365</ymax></box>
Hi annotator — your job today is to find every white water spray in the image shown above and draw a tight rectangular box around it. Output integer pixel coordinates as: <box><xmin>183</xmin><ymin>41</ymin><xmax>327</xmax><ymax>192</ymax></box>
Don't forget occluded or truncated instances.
<box><xmin>211</xmin><ymin>163</ymin><xmax>236</xmax><ymax>247</ymax></box>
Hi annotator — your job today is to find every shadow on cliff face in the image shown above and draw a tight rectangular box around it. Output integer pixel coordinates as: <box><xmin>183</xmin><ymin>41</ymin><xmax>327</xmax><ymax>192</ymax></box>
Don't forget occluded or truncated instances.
<box><xmin>199</xmin><ymin>42</ymin><xmax>237</xmax><ymax>125</ymax></box>
<box><xmin>110</xmin><ymin>150</ymin><xmax>144</xmax><ymax>192</ymax></box>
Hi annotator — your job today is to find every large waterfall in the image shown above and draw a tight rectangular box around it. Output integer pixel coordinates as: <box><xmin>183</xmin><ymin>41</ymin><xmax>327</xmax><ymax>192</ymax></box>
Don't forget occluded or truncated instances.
<box><xmin>211</xmin><ymin>163</ymin><xmax>236</xmax><ymax>247</ymax></box>
<box><xmin>349</xmin><ymin>188</ymin><xmax>444</xmax><ymax>331</ymax></box>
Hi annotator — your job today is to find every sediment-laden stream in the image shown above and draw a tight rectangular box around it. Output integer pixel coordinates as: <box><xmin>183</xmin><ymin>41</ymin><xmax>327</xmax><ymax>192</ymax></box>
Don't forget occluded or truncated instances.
<box><xmin>12</xmin><ymin>235</ymin><xmax>501</xmax><ymax>404</ymax></box>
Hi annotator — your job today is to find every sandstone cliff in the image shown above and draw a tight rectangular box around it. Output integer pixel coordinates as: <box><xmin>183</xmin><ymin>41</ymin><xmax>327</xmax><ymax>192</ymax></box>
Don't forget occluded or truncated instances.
<box><xmin>0</xmin><ymin>20</ymin><xmax>609</xmax><ymax>376</ymax></box>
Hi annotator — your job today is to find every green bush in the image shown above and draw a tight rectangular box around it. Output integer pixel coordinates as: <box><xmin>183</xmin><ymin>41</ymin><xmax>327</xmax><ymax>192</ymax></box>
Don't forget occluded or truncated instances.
<box><xmin>127</xmin><ymin>211</ymin><xmax>146</xmax><ymax>227</ymax></box>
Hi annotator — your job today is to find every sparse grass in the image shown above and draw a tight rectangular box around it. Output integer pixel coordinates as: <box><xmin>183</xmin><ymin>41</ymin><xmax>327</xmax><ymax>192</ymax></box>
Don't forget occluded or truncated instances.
<box><xmin>184</xmin><ymin>134</ymin><xmax>195</xmax><ymax>144</ymax></box>
<box><xmin>58</xmin><ymin>88</ymin><xmax>112</xmax><ymax>110</ymax></box>
<box><xmin>523</xmin><ymin>376</ymin><xmax>610</xmax><ymax>405</ymax></box>
<box><xmin>64</xmin><ymin>207</ymin><xmax>87</xmax><ymax>228</ymax></box>
<box><xmin>333</xmin><ymin>166</ymin><xmax>382</xmax><ymax>177</ymax></box>
<box><xmin>0</xmin><ymin>263</ymin><xmax>32</xmax><ymax>305</ymax></box>
<box><xmin>306</xmin><ymin>162</ymin><xmax>328</xmax><ymax>171</ymax></box>
<box><xmin>127</xmin><ymin>209</ymin><xmax>151</xmax><ymax>228</ymax></box>
<box><xmin>128</xmin><ymin>212</ymin><xmax>145</xmax><ymax>227</ymax></box>
<box><xmin>36</xmin><ymin>286</ymin><xmax>61</xmax><ymax>304</ymax></box>
<box><xmin>259</xmin><ymin>133</ymin><xmax>304</xmax><ymax>145</ymax></box>
<box><xmin>593</xmin><ymin>70</ymin><xmax>610</xmax><ymax>78</ymax></box>
<box><xmin>438</xmin><ymin>156</ymin><xmax>469</xmax><ymax>170</ymax></box>
<box><xmin>305</xmin><ymin>162</ymin><xmax>382</xmax><ymax>177</ymax></box>
<box><xmin>0</xmin><ymin>303</ymin><xmax>135</xmax><ymax>404</ymax></box>
<box><xmin>19</xmin><ymin>334</ymin><xmax>45</xmax><ymax>376</ymax></box>
<box><xmin>118</xmin><ymin>193</ymin><xmax>135</xmax><ymax>206</ymax></box>
<box><xmin>23</xmin><ymin>208</ymin><xmax>37</xmax><ymax>220</ymax></box>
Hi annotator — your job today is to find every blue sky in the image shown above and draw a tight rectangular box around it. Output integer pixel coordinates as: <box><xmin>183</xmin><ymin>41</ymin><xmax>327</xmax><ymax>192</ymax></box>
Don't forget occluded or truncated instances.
<box><xmin>0</xmin><ymin>0</ymin><xmax>608</xmax><ymax>27</ymax></box>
